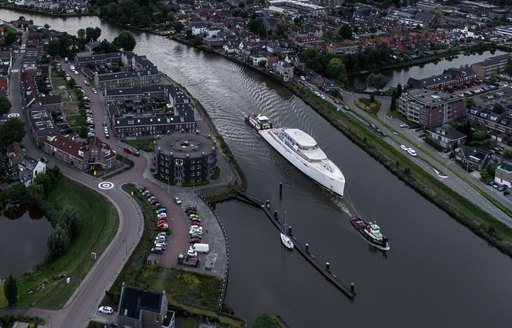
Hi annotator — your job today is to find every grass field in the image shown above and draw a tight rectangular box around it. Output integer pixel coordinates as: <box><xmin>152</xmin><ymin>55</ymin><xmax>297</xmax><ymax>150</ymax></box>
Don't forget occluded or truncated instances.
<box><xmin>7</xmin><ymin>177</ymin><xmax>119</xmax><ymax>309</ymax></box>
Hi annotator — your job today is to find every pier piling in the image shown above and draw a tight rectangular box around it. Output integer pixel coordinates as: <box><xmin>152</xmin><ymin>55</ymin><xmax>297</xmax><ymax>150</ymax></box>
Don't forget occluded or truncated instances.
<box><xmin>233</xmin><ymin>188</ymin><xmax>356</xmax><ymax>299</ymax></box>
<box><xmin>350</xmin><ymin>283</ymin><xmax>356</xmax><ymax>294</ymax></box>
<box><xmin>279</xmin><ymin>182</ymin><xmax>283</xmax><ymax>195</ymax></box>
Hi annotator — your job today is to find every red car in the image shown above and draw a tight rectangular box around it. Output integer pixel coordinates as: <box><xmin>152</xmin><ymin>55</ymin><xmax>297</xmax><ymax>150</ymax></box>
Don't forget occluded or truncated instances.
<box><xmin>189</xmin><ymin>237</ymin><xmax>201</xmax><ymax>243</ymax></box>
<box><xmin>190</xmin><ymin>221</ymin><xmax>202</xmax><ymax>227</ymax></box>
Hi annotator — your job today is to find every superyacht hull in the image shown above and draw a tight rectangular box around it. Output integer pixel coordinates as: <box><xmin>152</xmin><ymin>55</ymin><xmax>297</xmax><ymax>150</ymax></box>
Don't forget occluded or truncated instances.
<box><xmin>259</xmin><ymin>128</ymin><xmax>345</xmax><ymax>197</ymax></box>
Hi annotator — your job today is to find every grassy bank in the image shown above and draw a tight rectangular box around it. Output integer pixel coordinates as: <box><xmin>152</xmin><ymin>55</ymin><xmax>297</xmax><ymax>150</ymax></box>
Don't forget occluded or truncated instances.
<box><xmin>101</xmin><ymin>184</ymin><xmax>243</xmax><ymax>327</ymax></box>
<box><xmin>159</xmin><ymin>72</ymin><xmax>247</xmax><ymax>191</ymax></box>
<box><xmin>293</xmin><ymin>82</ymin><xmax>512</xmax><ymax>255</ymax></box>
<box><xmin>6</xmin><ymin>177</ymin><xmax>119</xmax><ymax>309</ymax></box>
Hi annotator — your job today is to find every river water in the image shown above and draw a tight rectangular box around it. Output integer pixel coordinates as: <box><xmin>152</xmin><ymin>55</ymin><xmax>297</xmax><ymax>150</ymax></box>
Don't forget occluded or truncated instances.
<box><xmin>3</xmin><ymin>10</ymin><xmax>512</xmax><ymax>327</ymax></box>
<box><xmin>352</xmin><ymin>50</ymin><xmax>506</xmax><ymax>90</ymax></box>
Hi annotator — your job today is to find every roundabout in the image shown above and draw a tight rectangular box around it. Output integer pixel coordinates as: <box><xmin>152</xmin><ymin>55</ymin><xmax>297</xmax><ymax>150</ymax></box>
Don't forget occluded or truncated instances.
<box><xmin>98</xmin><ymin>181</ymin><xmax>115</xmax><ymax>190</ymax></box>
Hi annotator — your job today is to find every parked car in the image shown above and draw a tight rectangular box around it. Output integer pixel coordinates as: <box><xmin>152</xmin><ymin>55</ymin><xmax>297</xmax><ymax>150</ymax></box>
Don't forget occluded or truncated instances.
<box><xmin>154</xmin><ymin>243</ymin><xmax>166</xmax><ymax>250</ymax></box>
<box><xmin>149</xmin><ymin>199</ymin><xmax>159</xmax><ymax>205</ymax></box>
<box><xmin>185</xmin><ymin>206</ymin><xmax>197</xmax><ymax>213</ymax></box>
<box><xmin>189</xmin><ymin>237</ymin><xmax>202</xmax><ymax>243</ymax></box>
<box><xmin>151</xmin><ymin>247</ymin><xmax>163</xmax><ymax>254</ymax></box>
<box><xmin>191</xmin><ymin>221</ymin><xmax>202</xmax><ymax>227</ymax></box>
<box><xmin>174</xmin><ymin>196</ymin><xmax>182</xmax><ymax>205</ymax></box>
<box><xmin>40</xmin><ymin>156</ymin><xmax>49</xmax><ymax>164</ymax></box>
<box><xmin>98</xmin><ymin>306</ymin><xmax>114</xmax><ymax>315</ymax></box>
<box><xmin>400</xmin><ymin>144</ymin><xmax>408</xmax><ymax>151</ymax></box>
<box><xmin>156</xmin><ymin>208</ymin><xmax>167</xmax><ymax>214</ymax></box>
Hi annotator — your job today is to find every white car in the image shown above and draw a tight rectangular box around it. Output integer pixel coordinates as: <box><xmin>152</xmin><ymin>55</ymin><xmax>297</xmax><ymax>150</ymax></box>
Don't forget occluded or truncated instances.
<box><xmin>400</xmin><ymin>144</ymin><xmax>408</xmax><ymax>151</ymax></box>
<box><xmin>73</xmin><ymin>70</ymin><xmax>79</xmax><ymax>75</ymax></box>
<box><xmin>174</xmin><ymin>196</ymin><xmax>182</xmax><ymax>205</ymax></box>
<box><xmin>187</xmin><ymin>249</ymin><xmax>197</xmax><ymax>257</ymax></box>
<box><xmin>407</xmin><ymin>148</ymin><xmax>417</xmax><ymax>157</ymax></box>
<box><xmin>98</xmin><ymin>306</ymin><xmax>113</xmax><ymax>315</ymax></box>
<box><xmin>157</xmin><ymin>212</ymin><xmax>167</xmax><ymax>218</ymax></box>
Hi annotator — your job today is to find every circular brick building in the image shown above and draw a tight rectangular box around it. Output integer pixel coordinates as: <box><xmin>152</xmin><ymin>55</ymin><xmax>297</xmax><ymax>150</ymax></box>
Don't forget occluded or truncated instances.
<box><xmin>154</xmin><ymin>133</ymin><xmax>217</xmax><ymax>186</ymax></box>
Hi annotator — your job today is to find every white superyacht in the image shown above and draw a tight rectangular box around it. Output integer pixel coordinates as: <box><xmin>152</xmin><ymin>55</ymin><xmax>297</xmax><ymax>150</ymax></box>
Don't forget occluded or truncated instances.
<box><xmin>259</xmin><ymin>128</ymin><xmax>345</xmax><ymax>197</ymax></box>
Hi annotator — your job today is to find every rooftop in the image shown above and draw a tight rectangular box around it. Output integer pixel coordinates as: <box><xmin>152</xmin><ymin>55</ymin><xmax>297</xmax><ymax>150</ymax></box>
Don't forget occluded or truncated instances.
<box><xmin>155</xmin><ymin>133</ymin><xmax>216</xmax><ymax>159</ymax></box>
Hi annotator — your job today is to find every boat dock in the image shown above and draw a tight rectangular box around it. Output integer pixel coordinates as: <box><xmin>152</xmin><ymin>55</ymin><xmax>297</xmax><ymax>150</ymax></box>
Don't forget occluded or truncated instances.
<box><xmin>235</xmin><ymin>189</ymin><xmax>356</xmax><ymax>299</ymax></box>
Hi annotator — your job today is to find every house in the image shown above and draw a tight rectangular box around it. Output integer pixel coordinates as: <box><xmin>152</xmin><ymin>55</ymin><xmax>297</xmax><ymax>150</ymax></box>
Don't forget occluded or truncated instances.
<box><xmin>117</xmin><ymin>283</ymin><xmax>174</xmax><ymax>328</ymax></box>
<box><xmin>273</xmin><ymin>60</ymin><xmax>294</xmax><ymax>82</ymax></box>
<box><xmin>18</xmin><ymin>155</ymin><xmax>46</xmax><ymax>187</ymax></box>
<box><xmin>454</xmin><ymin>145</ymin><xmax>491</xmax><ymax>171</ymax></box>
<box><xmin>495</xmin><ymin>161</ymin><xmax>512</xmax><ymax>188</ymax></box>
<box><xmin>6</xmin><ymin>142</ymin><xmax>23</xmax><ymax>173</ymax></box>
<box><xmin>427</xmin><ymin>124</ymin><xmax>467</xmax><ymax>150</ymax></box>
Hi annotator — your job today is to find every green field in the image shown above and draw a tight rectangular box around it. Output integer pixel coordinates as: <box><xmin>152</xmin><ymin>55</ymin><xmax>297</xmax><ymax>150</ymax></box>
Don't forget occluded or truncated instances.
<box><xmin>5</xmin><ymin>177</ymin><xmax>119</xmax><ymax>309</ymax></box>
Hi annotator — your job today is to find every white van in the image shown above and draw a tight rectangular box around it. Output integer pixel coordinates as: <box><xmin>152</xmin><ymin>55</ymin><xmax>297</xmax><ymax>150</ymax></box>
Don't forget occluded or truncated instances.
<box><xmin>189</xmin><ymin>243</ymin><xmax>209</xmax><ymax>253</ymax></box>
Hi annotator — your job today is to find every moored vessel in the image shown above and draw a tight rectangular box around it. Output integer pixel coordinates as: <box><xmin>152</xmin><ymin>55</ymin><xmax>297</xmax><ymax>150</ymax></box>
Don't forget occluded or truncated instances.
<box><xmin>259</xmin><ymin>127</ymin><xmax>345</xmax><ymax>197</ymax></box>
<box><xmin>351</xmin><ymin>216</ymin><xmax>390</xmax><ymax>251</ymax></box>
<box><xmin>245</xmin><ymin>113</ymin><xmax>272</xmax><ymax>131</ymax></box>
<box><xmin>280</xmin><ymin>233</ymin><xmax>294</xmax><ymax>250</ymax></box>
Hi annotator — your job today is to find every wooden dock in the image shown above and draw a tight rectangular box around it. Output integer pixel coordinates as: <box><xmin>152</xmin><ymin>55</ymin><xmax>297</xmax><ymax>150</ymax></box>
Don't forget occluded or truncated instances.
<box><xmin>235</xmin><ymin>189</ymin><xmax>356</xmax><ymax>299</ymax></box>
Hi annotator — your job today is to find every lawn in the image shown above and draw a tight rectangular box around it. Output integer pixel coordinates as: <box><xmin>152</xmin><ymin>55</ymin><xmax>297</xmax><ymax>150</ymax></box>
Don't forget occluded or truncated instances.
<box><xmin>123</xmin><ymin>139</ymin><xmax>155</xmax><ymax>152</ymax></box>
<box><xmin>101</xmin><ymin>184</ymin><xmax>243</xmax><ymax>327</ymax></box>
<box><xmin>10</xmin><ymin>177</ymin><xmax>119</xmax><ymax>309</ymax></box>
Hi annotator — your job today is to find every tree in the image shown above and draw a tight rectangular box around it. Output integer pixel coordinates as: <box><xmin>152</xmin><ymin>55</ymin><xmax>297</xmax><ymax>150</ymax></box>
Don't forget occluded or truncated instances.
<box><xmin>339</xmin><ymin>24</ymin><xmax>353</xmax><ymax>39</ymax></box>
<box><xmin>174</xmin><ymin>22</ymin><xmax>184</xmax><ymax>33</ymax></box>
<box><xmin>396</xmin><ymin>83</ymin><xmax>403</xmax><ymax>97</ymax></box>
<box><xmin>252</xmin><ymin>313</ymin><xmax>281</xmax><ymax>328</ymax></box>
<box><xmin>326</xmin><ymin>58</ymin><xmax>348</xmax><ymax>85</ymax></box>
<box><xmin>59</xmin><ymin>206</ymin><xmax>81</xmax><ymax>238</ymax></box>
<box><xmin>0</xmin><ymin>96</ymin><xmax>12</xmax><ymax>115</ymax></box>
<box><xmin>113</xmin><ymin>31</ymin><xmax>137</xmax><ymax>51</ymax></box>
<box><xmin>367</xmin><ymin>73</ymin><xmax>390</xmax><ymax>91</ymax></box>
<box><xmin>27</xmin><ymin>183</ymin><xmax>45</xmax><ymax>201</ymax></box>
<box><xmin>47</xmin><ymin>225</ymin><xmax>70</xmax><ymax>259</ymax></box>
<box><xmin>493</xmin><ymin>103</ymin><xmax>505</xmax><ymax>114</ymax></box>
<box><xmin>505</xmin><ymin>58</ymin><xmax>512</xmax><ymax>75</ymax></box>
<box><xmin>3</xmin><ymin>275</ymin><xmax>17</xmax><ymax>306</ymax></box>
<box><xmin>77</xmin><ymin>28</ymin><xmax>85</xmax><ymax>40</ymax></box>
<box><xmin>0</xmin><ymin>118</ymin><xmax>25</xmax><ymax>147</ymax></box>
<box><xmin>4</xmin><ymin>31</ymin><xmax>17</xmax><ymax>46</ymax></box>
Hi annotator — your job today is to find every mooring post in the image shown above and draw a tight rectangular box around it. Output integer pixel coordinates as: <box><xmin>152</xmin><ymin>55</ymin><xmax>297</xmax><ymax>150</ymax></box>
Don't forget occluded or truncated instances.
<box><xmin>266</xmin><ymin>200</ymin><xmax>270</xmax><ymax>209</ymax></box>
<box><xmin>326</xmin><ymin>262</ymin><xmax>331</xmax><ymax>272</ymax></box>
<box><xmin>288</xmin><ymin>225</ymin><xmax>293</xmax><ymax>236</ymax></box>
<box><xmin>305</xmin><ymin>243</ymin><xmax>310</xmax><ymax>253</ymax></box>
<box><xmin>350</xmin><ymin>283</ymin><xmax>355</xmax><ymax>294</ymax></box>
<box><xmin>279</xmin><ymin>182</ymin><xmax>282</xmax><ymax>195</ymax></box>
<box><xmin>274</xmin><ymin>210</ymin><xmax>278</xmax><ymax>220</ymax></box>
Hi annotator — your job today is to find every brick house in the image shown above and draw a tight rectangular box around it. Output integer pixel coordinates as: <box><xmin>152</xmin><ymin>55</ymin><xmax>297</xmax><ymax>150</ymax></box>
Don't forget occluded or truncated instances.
<box><xmin>454</xmin><ymin>145</ymin><xmax>491</xmax><ymax>171</ymax></box>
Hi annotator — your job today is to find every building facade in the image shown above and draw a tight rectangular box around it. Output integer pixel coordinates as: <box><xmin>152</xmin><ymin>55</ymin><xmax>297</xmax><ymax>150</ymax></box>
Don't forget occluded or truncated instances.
<box><xmin>154</xmin><ymin>133</ymin><xmax>217</xmax><ymax>186</ymax></box>
<box><xmin>399</xmin><ymin>89</ymin><xmax>466</xmax><ymax>127</ymax></box>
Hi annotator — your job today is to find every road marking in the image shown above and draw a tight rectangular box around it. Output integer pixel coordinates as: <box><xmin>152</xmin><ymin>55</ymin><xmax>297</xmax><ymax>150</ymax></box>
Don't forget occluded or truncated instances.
<box><xmin>98</xmin><ymin>181</ymin><xmax>114</xmax><ymax>190</ymax></box>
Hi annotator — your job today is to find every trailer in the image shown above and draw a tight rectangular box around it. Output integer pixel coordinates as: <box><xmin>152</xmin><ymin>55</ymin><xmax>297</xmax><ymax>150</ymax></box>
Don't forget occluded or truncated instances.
<box><xmin>177</xmin><ymin>253</ymin><xmax>199</xmax><ymax>267</ymax></box>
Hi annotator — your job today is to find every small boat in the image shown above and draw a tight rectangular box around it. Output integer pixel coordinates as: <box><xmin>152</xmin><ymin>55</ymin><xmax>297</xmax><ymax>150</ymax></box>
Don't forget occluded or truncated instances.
<box><xmin>245</xmin><ymin>113</ymin><xmax>272</xmax><ymax>131</ymax></box>
<box><xmin>351</xmin><ymin>216</ymin><xmax>390</xmax><ymax>251</ymax></box>
<box><xmin>280</xmin><ymin>233</ymin><xmax>294</xmax><ymax>250</ymax></box>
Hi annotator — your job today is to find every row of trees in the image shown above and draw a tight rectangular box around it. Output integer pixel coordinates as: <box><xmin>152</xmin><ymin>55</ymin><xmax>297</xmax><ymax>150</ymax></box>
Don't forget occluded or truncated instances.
<box><xmin>48</xmin><ymin>28</ymin><xmax>137</xmax><ymax>59</ymax></box>
<box><xmin>92</xmin><ymin>0</ymin><xmax>174</xmax><ymax>29</ymax></box>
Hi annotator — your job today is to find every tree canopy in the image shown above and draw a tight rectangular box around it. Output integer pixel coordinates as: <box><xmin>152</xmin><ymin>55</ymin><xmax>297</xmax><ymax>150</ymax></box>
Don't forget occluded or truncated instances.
<box><xmin>0</xmin><ymin>117</ymin><xmax>25</xmax><ymax>147</ymax></box>
<box><xmin>0</xmin><ymin>96</ymin><xmax>12</xmax><ymax>115</ymax></box>
<box><xmin>367</xmin><ymin>73</ymin><xmax>390</xmax><ymax>91</ymax></box>
<box><xmin>3</xmin><ymin>275</ymin><xmax>17</xmax><ymax>306</ymax></box>
<box><xmin>113</xmin><ymin>31</ymin><xmax>137</xmax><ymax>51</ymax></box>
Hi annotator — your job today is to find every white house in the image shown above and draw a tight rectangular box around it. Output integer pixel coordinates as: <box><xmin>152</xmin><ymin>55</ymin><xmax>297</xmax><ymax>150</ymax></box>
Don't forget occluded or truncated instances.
<box><xmin>18</xmin><ymin>156</ymin><xmax>47</xmax><ymax>187</ymax></box>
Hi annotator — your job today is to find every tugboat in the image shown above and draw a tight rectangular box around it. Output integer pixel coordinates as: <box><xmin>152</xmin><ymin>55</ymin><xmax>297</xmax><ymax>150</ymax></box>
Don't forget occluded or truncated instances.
<box><xmin>351</xmin><ymin>216</ymin><xmax>390</xmax><ymax>251</ymax></box>
<box><xmin>245</xmin><ymin>113</ymin><xmax>272</xmax><ymax>131</ymax></box>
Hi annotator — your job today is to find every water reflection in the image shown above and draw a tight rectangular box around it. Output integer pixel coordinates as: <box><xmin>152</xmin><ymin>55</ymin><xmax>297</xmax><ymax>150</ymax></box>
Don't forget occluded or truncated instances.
<box><xmin>0</xmin><ymin>207</ymin><xmax>51</xmax><ymax>278</ymax></box>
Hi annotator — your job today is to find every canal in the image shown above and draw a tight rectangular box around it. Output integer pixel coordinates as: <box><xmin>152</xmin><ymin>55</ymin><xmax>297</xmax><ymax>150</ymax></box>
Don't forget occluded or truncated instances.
<box><xmin>2</xmin><ymin>10</ymin><xmax>512</xmax><ymax>327</ymax></box>
<box><xmin>352</xmin><ymin>50</ymin><xmax>507</xmax><ymax>90</ymax></box>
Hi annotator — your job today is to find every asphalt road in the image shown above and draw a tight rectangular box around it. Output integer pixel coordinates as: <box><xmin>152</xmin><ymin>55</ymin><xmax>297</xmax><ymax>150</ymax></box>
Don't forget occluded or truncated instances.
<box><xmin>306</xmin><ymin>83</ymin><xmax>512</xmax><ymax>225</ymax></box>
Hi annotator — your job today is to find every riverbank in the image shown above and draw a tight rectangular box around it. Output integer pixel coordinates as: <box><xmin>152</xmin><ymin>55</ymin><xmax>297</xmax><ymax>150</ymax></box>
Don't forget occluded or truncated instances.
<box><xmin>171</xmin><ymin>35</ymin><xmax>512</xmax><ymax>257</ymax></box>
<box><xmin>159</xmin><ymin>72</ymin><xmax>247</xmax><ymax>201</ymax></box>
<box><xmin>0</xmin><ymin>176</ymin><xmax>119</xmax><ymax>309</ymax></box>
<box><xmin>0</xmin><ymin>4</ymin><xmax>93</xmax><ymax>17</ymax></box>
